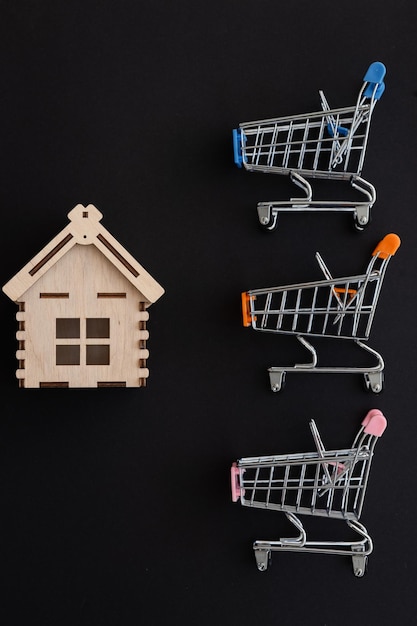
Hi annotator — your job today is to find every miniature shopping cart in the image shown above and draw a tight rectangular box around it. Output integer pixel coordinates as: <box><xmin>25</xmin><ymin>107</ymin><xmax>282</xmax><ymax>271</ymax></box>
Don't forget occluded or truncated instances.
<box><xmin>231</xmin><ymin>410</ymin><xmax>387</xmax><ymax>576</ymax></box>
<box><xmin>241</xmin><ymin>233</ymin><xmax>400</xmax><ymax>392</ymax></box>
<box><xmin>233</xmin><ymin>62</ymin><xmax>386</xmax><ymax>230</ymax></box>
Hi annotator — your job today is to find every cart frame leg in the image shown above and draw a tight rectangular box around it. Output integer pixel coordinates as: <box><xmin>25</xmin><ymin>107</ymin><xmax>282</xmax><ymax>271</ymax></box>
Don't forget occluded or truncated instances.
<box><xmin>256</xmin><ymin>173</ymin><xmax>376</xmax><ymax>231</ymax></box>
<box><xmin>252</xmin><ymin>517</ymin><xmax>373</xmax><ymax>576</ymax></box>
<box><xmin>268</xmin><ymin>338</ymin><xmax>384</xmax><ymax>393</ymax></box>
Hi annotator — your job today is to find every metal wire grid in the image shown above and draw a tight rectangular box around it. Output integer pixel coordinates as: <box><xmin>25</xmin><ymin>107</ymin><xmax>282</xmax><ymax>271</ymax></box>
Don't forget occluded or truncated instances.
<box><xmin>247</xmin><ymin>273</ymin><xmax>379</xmax><ymax>339</ymax></box>
<box><xmin>246</xmin><ymin>253</ymin><xmax>389</xmax><ymax>340</ymax></box>
<box><xmin>237</xmin><ymin>444</ymin><xmax>373</xmax><ymax>521</ymax></box>
<box><xmin>238</xmin><ymin>103</ymin><xmax>372</xmax><ymax>179</ymax></box>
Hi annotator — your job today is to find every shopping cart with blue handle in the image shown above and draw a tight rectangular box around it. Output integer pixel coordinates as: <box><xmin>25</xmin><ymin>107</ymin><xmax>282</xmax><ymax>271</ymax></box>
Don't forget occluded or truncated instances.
<box><xmin>233</xmin><ymin>62</ymin><xmax>386</xmax><ymax>230</ymax></box>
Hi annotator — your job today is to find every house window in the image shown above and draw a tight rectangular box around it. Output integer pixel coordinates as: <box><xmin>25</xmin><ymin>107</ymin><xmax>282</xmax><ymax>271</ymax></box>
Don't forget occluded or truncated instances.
<box><xmin>56</xmin><ymin>318</ymin><xmax>80</xmax><ymax>338</ymax></box>
<box><xmin>56</xmin><ymin>318</ymin><xmax>110</xmax><ymax>366</ymax></box>
<box><xmin>86</xmin><ymin>345</ymin><xmax>110</xmax><ymax>365</ymax></box>
<box><xmin>56</xmin><ymin>345</ymin><xmax>80</xmax><ymax>365</ymax></box>
<box><xmin>86</xmin><ymin>318</ymin><xmax>110</xmax><ymax>338</ymax></box>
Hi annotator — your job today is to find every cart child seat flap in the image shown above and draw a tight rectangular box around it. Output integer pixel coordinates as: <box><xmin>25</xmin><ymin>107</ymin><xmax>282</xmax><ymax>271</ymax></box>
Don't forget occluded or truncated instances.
<box><xmin>327</xmin><ymin>123</ymin><xmax>349</xmax><ymax>138</ymax></box>
<box><xmin>361</xmin><ymin>409</ymin><xmax>387</xmax><ymax>437</ymax></box>
<box><xmin>372</xmin><ymin>233</ymin><xmax>401</xmax><ymax>259</ymax></box>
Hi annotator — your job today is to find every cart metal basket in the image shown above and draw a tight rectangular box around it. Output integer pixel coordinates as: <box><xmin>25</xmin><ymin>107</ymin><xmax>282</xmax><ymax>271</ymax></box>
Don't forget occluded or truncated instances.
<box><xmin>231</xmin><ymin>410</ymin><xmax>387</xmax><ymax>576</ymax></box>
<box><xmin>241</xmin><ymin>233</ymin><xmax>400</xmax><ymax>392</ymax></box>
<box><xmin>233</xmin><ymin>62</ymin><xmax>386</xmax><ymax>230</ymax></box>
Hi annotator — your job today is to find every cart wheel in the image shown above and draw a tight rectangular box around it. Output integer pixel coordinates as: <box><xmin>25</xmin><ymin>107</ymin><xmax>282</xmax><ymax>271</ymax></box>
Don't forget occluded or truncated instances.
<box><xmin>257</xmin><ymin>204</ymin><xmax>278</xmax><ymax>232</ymax></box>
<box><xmin>354</xmin><ymin>218</ymin><xmax>370</xmax><ymax>232</ymax></box>
<box><xmin>264</xmin><ymin>212</ymin><xmax>278</xmax><ymax>232</ymax></box>
<box><xmin>254</xmin><ymin>548</ymin><xmax>271</xmax><ymax>572</ymax></box>
<box><xmin>364</xmin><ymin>372</ymin><xmax>384</xmax><ymax>393</ymax></box>
<box><xmin>269</xmin><ymin>370</ymin><xmax>286</xmax><ymax>392</ymax></box>
<box><xmin>354</xmin><ymin>209</ymin><xmax>371</xmax><ymax>231</ymax></box>
<box><xmin>352</xmin><ymin>555</ymin><xmax>368</xmax><ymax>577</ymax></box>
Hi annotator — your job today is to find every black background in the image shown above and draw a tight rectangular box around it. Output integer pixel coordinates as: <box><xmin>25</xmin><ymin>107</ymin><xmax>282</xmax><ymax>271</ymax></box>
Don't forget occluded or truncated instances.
<box><xmin>1</xmin><ymin>1</ymin><xmax>416</xmax><ymax>624</ymax></box>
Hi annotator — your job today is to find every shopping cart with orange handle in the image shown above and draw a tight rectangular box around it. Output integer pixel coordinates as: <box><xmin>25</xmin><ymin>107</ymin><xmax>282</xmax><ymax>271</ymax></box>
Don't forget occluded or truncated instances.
<box><xmin>241</xmin><ymin>233</ymin><xmax>400</xmax><ymax>392</ymax></box>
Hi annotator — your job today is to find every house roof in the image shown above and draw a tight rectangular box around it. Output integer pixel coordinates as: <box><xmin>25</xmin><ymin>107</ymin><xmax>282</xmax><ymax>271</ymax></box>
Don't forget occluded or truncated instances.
<box><xmin>2</xmin><ymin>204</ymin><xmax>165</xmax><ymax>303</ymax></box>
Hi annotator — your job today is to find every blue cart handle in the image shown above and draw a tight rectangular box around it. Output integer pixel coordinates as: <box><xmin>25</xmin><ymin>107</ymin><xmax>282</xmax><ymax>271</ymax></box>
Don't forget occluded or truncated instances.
<box><xmin>363</xmin><ymin>61</ymin><xmax>386</xmax><ymax>100</ymax></box>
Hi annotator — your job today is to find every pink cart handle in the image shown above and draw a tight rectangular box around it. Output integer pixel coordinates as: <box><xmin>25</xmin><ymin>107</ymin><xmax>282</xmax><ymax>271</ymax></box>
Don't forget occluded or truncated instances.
<box><xmin>362</xmin><ymin>409</ymin><xmax>387</xmax><ymax>437</ymax></box>
<box><xmin>231</xmin><ymin>463</ymin><xmax>243</xmax><ymax>502</ymax></box>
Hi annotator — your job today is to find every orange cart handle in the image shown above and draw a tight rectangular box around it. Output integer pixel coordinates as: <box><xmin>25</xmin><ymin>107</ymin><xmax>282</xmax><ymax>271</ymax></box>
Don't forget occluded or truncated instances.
<box><xmin>372</xmin><ymin>233</ymin><xmax>401</xmax><ymax>258</ymax></box>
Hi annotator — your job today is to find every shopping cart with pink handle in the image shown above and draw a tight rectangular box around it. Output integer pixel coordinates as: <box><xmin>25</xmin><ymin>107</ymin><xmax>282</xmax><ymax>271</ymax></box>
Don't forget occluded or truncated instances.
<box><xmin>231</xmin><ymin>410</ymin><xmax>387</xmax><ymax>576</ymax></box>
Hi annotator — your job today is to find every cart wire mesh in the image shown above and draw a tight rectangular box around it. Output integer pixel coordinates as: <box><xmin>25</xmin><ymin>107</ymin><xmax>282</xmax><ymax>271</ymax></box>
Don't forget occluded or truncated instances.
<box><xmin>233</xmin><ymin>62</ymin><xmax>386</xmax><ymax>181</ymax></box>
<box><xmin>242</xmin><ymin>233</ymin><xmax>400</xmax><ymax>340</ymax></box>
<box><xmin>232</xmin><ymin>411</ymin><xmax>387</xmax><ymax>523</ymax></box>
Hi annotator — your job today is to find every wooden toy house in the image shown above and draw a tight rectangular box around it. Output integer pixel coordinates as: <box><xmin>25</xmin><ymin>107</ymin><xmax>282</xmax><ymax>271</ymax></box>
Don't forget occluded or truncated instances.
<box><xmin>2</xmin><ymin>204</ymin><xmax>165</xmax><ymax>388</ymax></box>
